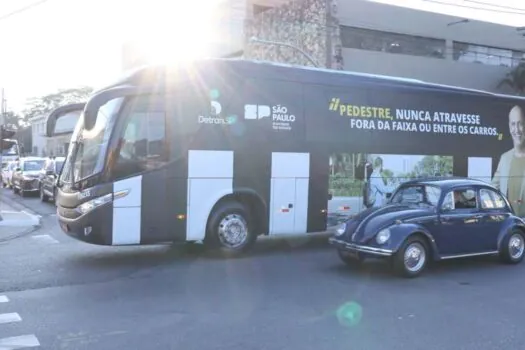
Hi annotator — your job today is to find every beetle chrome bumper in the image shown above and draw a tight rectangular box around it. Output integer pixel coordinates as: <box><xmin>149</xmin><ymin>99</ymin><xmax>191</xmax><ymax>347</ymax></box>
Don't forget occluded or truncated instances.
<box><xmin>329</xmin><ymin>237</ymin><xmax>394</xmax><ymax>257</ymax></box>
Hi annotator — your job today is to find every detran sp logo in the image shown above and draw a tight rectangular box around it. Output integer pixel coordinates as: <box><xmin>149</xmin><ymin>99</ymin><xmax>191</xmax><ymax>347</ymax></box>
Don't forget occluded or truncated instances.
<box><xmin>198</xmin><ymin>89</ymin><xmax>238</xmax><ymax>125</ymax></box>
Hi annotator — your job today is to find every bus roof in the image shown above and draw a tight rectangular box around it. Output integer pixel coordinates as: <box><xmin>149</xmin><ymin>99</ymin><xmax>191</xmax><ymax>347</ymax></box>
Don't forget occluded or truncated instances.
<box><xmin>101</xmin><ymin>58</ymin><xmax>525</xmax><ymax>101</ymax></box>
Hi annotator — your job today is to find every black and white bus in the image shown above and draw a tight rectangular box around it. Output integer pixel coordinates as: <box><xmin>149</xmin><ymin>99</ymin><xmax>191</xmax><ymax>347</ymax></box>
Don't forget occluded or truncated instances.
<box><xmin>46</xmin><ymin>58</ymin><xmax>525</xmax><ymax>255</ymax></box>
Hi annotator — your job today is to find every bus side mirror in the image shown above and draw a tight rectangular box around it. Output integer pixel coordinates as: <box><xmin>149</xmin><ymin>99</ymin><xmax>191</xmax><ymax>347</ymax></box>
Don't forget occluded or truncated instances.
<box><xmin>46</xmin><ymin>103</ymin><xmax>85</xmax><ymax>137</ymax></box>
<box><xmin>84</xmin><ymin>86</ymin><xmax>143</xmax><ymax>131</ymax></box>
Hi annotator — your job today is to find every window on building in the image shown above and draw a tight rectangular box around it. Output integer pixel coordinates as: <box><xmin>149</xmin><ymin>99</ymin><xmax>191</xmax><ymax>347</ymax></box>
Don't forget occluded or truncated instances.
<box><xmin>340</xmin><ymin>26</ymin><xmax>446</xmax><ymax>59</ymax></box>
<box><xmin>453</xmin><ymin>41</ymin><xmax>525</xmax><ymax>67</ymax></box>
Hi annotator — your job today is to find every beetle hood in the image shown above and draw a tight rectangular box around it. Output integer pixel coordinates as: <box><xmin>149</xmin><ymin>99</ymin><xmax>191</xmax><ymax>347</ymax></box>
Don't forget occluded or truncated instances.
<box><xmin>343</xmin><ymin>203</ymin><xmax>435</xmax><ymax>243</ymax></box>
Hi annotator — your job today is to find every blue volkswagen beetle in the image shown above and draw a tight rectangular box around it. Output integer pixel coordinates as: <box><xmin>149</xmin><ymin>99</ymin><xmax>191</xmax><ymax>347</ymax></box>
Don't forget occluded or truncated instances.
<box><xmin>329</xmin><ymin>177</ymin><xmax>525</xmax><ymax>278</ymax></box>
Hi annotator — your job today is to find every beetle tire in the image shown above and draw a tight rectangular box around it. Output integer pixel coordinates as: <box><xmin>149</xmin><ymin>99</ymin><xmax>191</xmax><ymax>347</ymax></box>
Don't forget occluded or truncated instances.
<box><xmin>392</xmin><ymin>235</ymin><xmax>429</xmax><ymax>278</ymax></box>
<box><xmin>204</xmin><ymin>201</ymin><xmax>257</xmax><ymax>257</ymax></box>
<box><xmin>499</xmin><ymin>230</ymin><xmax>525</xmax><ymax>265</ymax></box>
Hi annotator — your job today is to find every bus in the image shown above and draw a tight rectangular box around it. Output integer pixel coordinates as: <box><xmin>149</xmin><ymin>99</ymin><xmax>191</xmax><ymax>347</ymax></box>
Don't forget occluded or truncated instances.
<box><xmin>46</xmin><ymin>58</ymin><xmax>524</xmax><ymax>255</ymax></box>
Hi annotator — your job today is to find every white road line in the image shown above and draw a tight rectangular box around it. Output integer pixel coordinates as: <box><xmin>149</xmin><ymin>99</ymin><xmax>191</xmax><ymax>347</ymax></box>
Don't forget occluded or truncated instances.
<box><xmin>31</xmin><ymin>234</ymin><xmax>59</xmax><ymax>244</ymax></box>
<box><xmin>0</xmin><ymin>313</ymin><xmax>21</xmax><ymax>325</ymax></box>
<box><xmin>0</xmin><ymin>334</ymin><xmax>40</xmax><ymax>349</ymax></box>
<box><xmin>0</xmin><ymin>296</ymin><xmax>8</xmax><ymax>303</ymax></box>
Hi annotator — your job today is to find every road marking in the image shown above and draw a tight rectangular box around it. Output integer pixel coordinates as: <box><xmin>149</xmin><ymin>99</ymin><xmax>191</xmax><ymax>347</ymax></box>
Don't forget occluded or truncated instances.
<box><xmin>0</xmin><ymin>334</ymin><xmax>40</xmax><ymax>349</ymax></box>
<box><xmin>0</xmin><ymin>296</ymin><xmax>8</xmax><ymax>303</ymax></box>
<box><xmin>31</xmin><ymin>234</ymin><xmax>59</xmax><ymax>244</ymax></box>
<box><xmin>0</xmin><ymin>313</ymin><xmax>21</xmax><ymax>325</ymax></box>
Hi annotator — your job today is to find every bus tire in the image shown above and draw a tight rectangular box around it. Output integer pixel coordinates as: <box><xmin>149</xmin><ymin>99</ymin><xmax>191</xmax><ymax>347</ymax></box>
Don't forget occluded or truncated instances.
<box><xmin>205</xmin><ymin>201</ymin><xmax>257</xmax><ymax>257</ymax></box>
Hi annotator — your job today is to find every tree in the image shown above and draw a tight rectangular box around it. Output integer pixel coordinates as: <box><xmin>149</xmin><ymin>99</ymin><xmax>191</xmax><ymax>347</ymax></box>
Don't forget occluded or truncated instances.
<box><xmin>498</xmin><ymin>61</ymin><xmax>525</xmax><ymax>95</ymax></box>
<box><xmin>22</xmin><ymin>86</ymin><xmax>93</xmax><ymax>122</ymax></box>
<box><xmin>2</xmin><ymin>111</ymin><xmax>24</xmax><ymax>130</ymax></box>
<box><xmin>417</xmin><ymin>156</ymin><xmax>453</xmax><ymax>177</ymax></box>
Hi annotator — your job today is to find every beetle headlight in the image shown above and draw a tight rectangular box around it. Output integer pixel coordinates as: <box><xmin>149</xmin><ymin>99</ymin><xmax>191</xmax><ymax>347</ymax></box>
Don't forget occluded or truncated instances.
<box><xmin>376</xmin><ymin>228</ymin><xmax>391</xmax><ymax>244</ymax></box>
<box><xmin>335</xmin><ymin>222</ymin><xmax>346</xmax><ymax>237</ymax></box>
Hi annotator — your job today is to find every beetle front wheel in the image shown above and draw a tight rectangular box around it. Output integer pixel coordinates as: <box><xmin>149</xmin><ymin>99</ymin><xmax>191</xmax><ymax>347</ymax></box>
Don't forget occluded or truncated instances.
<box><xmin>392</xmin><ymin>236</ymin><xmax>428</xmax><ymax>278</ymax></box>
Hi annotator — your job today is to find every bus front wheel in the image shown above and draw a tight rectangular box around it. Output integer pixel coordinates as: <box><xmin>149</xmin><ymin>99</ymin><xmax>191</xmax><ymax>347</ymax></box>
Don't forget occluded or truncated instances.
<box><xmin>205</xmin><ymin>201</ymin><xmax>257</xmax><ymax>257</ymax></box>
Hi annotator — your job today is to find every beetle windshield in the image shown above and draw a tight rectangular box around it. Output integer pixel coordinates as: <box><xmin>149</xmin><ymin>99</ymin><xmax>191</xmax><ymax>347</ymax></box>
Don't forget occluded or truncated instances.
<box><xmin>389</xmin><ymin>184</ymin><xmax>441</xmax><ymax>206</ymax></box>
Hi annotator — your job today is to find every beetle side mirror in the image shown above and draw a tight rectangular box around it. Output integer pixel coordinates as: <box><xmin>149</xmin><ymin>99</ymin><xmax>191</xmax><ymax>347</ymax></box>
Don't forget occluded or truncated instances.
<box><xmin>328</xmin><ymin>193</ymin><xmax>333</xmax><ymax>200</ymax></box>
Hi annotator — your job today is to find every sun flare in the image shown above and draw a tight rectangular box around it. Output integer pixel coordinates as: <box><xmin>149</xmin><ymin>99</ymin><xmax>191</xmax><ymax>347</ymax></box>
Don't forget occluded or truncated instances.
<box><xmin>124</xmin><ymin>0</ymin><xmax>225</xmax><ymax>64</ymax></box>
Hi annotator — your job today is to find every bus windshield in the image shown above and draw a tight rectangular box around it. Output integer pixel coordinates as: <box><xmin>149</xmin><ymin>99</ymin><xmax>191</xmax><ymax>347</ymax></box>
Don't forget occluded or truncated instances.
<box><xmin>60</xmin><ymin>97</ymin><xmax>124</xmax><ymax>184</ymax></box>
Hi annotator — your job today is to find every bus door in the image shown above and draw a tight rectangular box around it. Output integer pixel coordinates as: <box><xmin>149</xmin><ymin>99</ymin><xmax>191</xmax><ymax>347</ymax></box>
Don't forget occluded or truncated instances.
<box><xmin>109</xmin><ymin>94</ymin><xmax>170</xmax><ymax>244</ymax></box>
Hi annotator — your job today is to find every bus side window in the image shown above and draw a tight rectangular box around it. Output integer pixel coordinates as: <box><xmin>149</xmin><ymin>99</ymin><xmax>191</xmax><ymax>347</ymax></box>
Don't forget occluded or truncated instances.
<box><xmin>112</xmin><ymin>95</ymin><xmax>168</xmax><ymax>180</ymax></box>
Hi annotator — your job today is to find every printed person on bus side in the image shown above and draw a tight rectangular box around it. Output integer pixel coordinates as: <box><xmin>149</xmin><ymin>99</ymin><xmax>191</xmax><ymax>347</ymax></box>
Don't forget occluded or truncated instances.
<box><xmin>368</xmin><ymin>157</ymin><xmax>390</xmax><ymax>207</ymax></box>
<box><xmin>492</xmin><ymin>105</ymin><xmax>525</xmax><ymax>216</ymax></box>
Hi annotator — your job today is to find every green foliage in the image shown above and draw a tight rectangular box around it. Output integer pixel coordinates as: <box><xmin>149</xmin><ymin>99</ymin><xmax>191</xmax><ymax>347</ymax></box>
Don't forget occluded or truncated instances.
<box><xmin>329</xmin><ymin>173</ymin><xmax>363</xmax><ymax>197</ymax></box>
<box><xmin>2</xmin><ymin>111</ymin><xmax>23</xmax><ymax>130</ymax></box>
<box><xmin>329</xmin><ymin>155</ymin><xmax>454</xmax><ymax>197</ymax></box>
<box><xmin>23</xmin><ymin>86</ymin><xmax>93</xmax><ymax>121</ymax></box>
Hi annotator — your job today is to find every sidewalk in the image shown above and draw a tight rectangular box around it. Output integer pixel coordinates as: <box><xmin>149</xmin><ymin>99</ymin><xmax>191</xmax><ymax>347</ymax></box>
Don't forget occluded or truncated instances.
<box><xmin>0</xmin><ymin>199</ymin><xmax>41</xmax><ymax>241</ymax></box>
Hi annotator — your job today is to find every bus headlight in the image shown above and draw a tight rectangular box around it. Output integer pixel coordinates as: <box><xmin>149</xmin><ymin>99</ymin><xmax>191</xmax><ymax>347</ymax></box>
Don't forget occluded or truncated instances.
<box><xmin>76</xmin><ymin>193</ymin><xmax>113</xmax><ymax>215</ymax></box>
<box><xmin>76</xmin><ymin>189</ymin><xmax>129</xmax><ymax>215</ymax></box>
<box><xmin>376</xmin><ymin>229</ymin><xmax>391</xmax><ymax>245</ymax></box>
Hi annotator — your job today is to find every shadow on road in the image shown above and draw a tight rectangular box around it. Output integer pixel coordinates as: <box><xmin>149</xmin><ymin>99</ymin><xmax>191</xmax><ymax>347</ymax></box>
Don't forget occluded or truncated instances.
<box><xmin>326</xmin><ymin>254</ymin><xmax>512</xmax><ymax>282</ymax></box>
<box><xmin>65</xmin><ymin>234</ymin><xmax>333</xmax><ymax>270</ymax></box>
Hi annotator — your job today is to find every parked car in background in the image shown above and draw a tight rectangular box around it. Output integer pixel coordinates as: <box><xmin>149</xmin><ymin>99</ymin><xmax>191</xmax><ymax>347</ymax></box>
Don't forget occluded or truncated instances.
<box><xmin>2</xmin><ymin>161</ymin><xmax>17</xmax><ymax>188</ymax></box>
<box><xmin>38</xmin><ymin>157</ymin><xmax>65</xmax><ymax>202</ymax></box>
<box><xmin>329</xmin><ymin>177</ymin><xmax>525</xmax><ymax>278</ymax></box>
<box><xmin>11</xmin><ymin>157</ymin><xmax>46</xmax><ymax>197</ymax></box>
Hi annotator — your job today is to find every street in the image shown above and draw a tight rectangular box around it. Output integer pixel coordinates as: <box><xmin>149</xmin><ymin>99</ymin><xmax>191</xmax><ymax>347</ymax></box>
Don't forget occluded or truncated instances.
<box><xmin>1</xmin><ymin>188</ymin><xmax>525</xmax><ymax>349</ymax></box>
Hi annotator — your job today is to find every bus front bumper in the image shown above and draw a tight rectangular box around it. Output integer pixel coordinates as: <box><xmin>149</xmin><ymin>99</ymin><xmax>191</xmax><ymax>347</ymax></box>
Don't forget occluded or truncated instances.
<box><xmin>56</xmin><ymin>203</ymin><xmax>113</xmax><ymax>245</ymax></box>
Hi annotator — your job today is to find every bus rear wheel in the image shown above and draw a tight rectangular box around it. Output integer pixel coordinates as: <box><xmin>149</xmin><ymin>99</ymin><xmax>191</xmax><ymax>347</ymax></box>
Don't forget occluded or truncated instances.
<box><xmin>205</xmin><ymin>201</ymin><xmax>257</xmax><ymax>257</ymax></box>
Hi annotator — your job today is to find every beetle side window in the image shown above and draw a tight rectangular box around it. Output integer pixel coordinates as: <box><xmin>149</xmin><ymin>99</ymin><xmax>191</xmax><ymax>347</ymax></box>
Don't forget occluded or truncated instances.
<box><xmin>453</xmin><ymin>189</ymin><xmax>477</xmax><ymax>209</ymax></box>
<box><xmin>442</xmin><ymin>188</ymin><xmax>477</xmax><ymax>210</ymax></box>
<box><xmin>480</xmin><ymin>188</ymin><xmax>506</xmax><ymax>209</ymax></box>
<box><xmin>442</xmin><ymin>191</ymin><xmax>454</xmax><ymax>210</ymax></box>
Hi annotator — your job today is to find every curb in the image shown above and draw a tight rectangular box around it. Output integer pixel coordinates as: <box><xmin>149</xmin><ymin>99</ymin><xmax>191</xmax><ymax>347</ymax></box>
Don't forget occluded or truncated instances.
<box><xmin>0</xmin><ymin>196</ymin><xmax>42</xmax><ymax>228</ymax></box>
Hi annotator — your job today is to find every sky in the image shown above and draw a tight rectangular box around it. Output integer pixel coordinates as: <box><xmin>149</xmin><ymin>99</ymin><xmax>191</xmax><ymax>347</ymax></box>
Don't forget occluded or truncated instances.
<box><xmin>0</xmin><ymin>0</ymin><xmax>525</xmax><ymax>113</ymax></box>
<box><xmin>0</xmin><ymin>0</ymin><xmax>229</xmax><ymax>113</ymax></box>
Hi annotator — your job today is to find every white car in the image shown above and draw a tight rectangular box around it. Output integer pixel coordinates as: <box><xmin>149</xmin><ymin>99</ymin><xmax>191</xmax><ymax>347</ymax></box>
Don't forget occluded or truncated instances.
<box><xmin>2</xmin><ymin>161</ymin><xmax>17</xmax><ymax>188</ymax></box>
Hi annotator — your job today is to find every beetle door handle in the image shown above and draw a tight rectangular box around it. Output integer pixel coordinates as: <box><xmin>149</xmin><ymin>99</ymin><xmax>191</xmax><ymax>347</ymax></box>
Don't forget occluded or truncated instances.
<box><xmin>288</xmin><ymin>203</ymin><xmax>293</xmax><ymax>209</ymax></box>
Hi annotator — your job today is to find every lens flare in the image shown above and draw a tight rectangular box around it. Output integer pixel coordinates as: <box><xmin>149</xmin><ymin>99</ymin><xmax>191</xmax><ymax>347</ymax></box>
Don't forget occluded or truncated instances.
<box><xmin>336</xmin><ymin>301</ymin><xmax>363</xmax><ymax>327</ymax></box>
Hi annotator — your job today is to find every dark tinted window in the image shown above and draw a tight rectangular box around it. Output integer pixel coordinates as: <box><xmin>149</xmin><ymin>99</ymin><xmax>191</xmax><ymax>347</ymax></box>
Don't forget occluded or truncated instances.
<box><xmin>111</xmin><ymin>95</ymin><xmax>167</xmax><ymax>180</ymax></box>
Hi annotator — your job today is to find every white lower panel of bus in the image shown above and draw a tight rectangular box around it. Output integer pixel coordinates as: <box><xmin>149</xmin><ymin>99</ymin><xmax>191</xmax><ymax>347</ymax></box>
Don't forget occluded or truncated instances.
<box><xmin>269</xmin><ymin>152</ymin><xmax>310</xmax><ymax>235</ymax></box>
<box><xmin>112</xmin><ymin>175</ymin><xmax>142</xmax><ymax>245</ymax></box>
<box><xmin>186</xmin><ymin>150</ymin><xmax>234</xmax><ymax>241</ymax></box>
<box><xmin>185</xmin><ymin>150</ymin><xmax>311</xmax><ymax>241</ymax></box>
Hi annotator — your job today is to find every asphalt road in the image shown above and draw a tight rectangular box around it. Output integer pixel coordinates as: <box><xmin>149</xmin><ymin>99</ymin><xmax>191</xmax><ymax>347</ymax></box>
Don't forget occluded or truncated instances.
<box><xmin>1</xmin><ymin>188</ymin><xmax>525</xmax><ymax>349</ymax></box>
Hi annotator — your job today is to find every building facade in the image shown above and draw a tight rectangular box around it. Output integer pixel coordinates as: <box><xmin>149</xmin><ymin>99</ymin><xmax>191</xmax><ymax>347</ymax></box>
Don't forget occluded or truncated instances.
<box><xmin>30</xmin><ymin>109</ymin><xmax>80</xmax><ymax>157</ymax></box>
<box><xmin>244</xmin><ymin>0</ymin><xmax>525</xmax><ymax>94</ymax></box>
